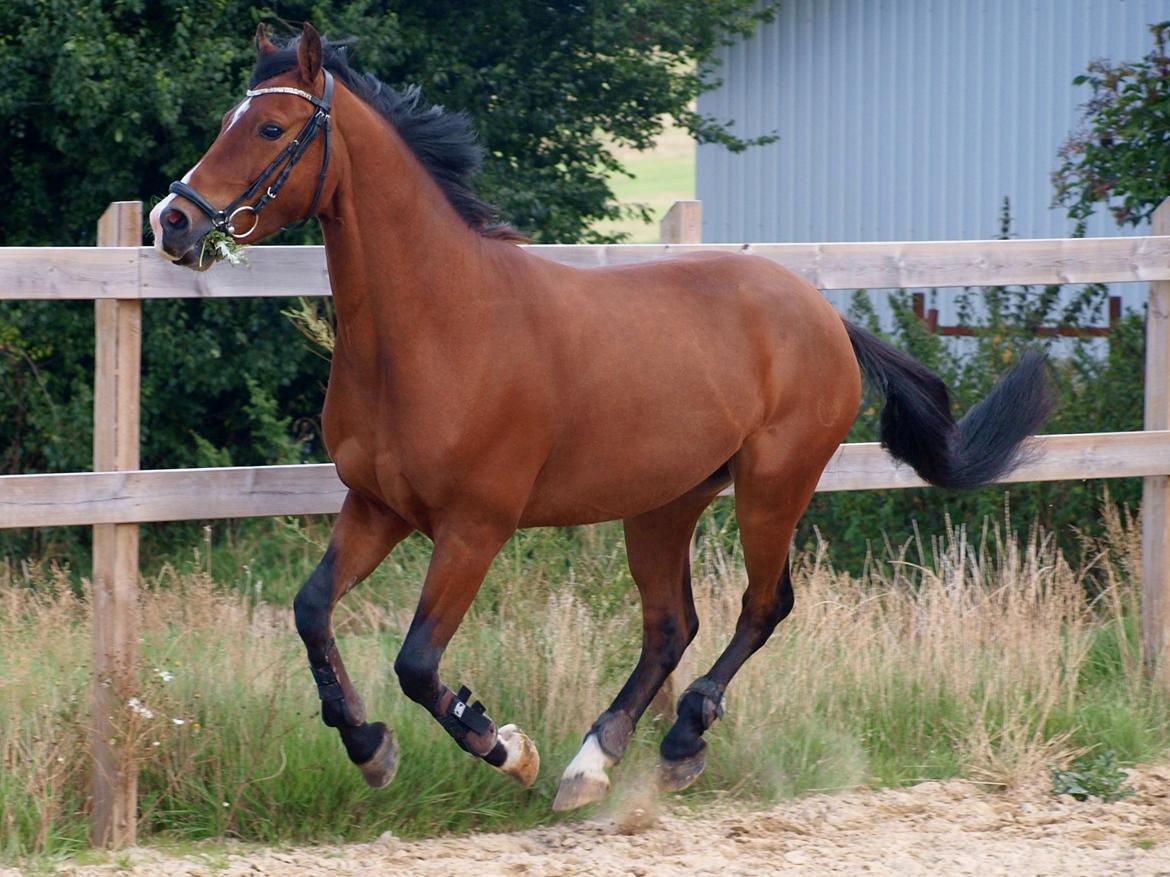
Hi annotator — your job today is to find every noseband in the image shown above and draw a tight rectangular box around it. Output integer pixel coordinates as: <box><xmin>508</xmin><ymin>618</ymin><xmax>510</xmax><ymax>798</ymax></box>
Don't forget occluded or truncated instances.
<box><xmin>169</xmin><ymin>70</ymin><xmax>334</xmax><ymax>240</ymax></box>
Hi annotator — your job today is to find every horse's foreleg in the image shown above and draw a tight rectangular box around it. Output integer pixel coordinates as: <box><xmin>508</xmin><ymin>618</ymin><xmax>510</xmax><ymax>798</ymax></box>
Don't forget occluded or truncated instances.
<box><xmin>394</xmin><ymin>520</ymin><xmax>539</xmax><ymax>787</ymax></box>
<box><xmin>554</xmin><ymin>477</ymin><xmax>725</xmax><ymax>811</ymax></box>
<box><xmin>294</xmin><ymin>492</ymin><xmax>412</xmax><ymax>788</ymax></box>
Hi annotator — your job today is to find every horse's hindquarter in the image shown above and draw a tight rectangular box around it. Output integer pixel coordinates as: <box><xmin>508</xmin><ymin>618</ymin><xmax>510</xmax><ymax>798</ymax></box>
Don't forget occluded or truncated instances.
<box><xmin>520</xmin><ymin>253</ymin><xmax>860</xmax><ymax>525</ymax></box>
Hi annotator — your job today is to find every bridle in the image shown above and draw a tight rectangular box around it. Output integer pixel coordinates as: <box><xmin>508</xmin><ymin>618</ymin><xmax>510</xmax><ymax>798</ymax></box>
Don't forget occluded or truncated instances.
<box><xmin>169</xmin><ymin>70</ymin><xmax>334</xmax><ymax>240</ymax></box>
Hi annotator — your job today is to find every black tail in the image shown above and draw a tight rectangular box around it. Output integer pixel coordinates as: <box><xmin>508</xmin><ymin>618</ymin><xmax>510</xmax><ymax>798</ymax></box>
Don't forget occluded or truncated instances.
<box><xmin>844</xmin><ymin>321</ymin><xmax>1053</xmax><ymax>490</ymax></box>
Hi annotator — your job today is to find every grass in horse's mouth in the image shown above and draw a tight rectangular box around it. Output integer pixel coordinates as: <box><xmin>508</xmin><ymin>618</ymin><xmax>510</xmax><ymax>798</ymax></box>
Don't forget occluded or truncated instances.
<box><xmin>199</xmin><ymin>229</ymin><xmax>249</xmax><ymax>268</ymax></box>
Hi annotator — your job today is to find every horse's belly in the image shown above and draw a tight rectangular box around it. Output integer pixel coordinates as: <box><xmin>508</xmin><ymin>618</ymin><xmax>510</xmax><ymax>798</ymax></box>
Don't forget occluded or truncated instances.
<box><xmin>518</xmin><ymin>418</ymin><xmax>742</xmax><ymax>526</ymax></box>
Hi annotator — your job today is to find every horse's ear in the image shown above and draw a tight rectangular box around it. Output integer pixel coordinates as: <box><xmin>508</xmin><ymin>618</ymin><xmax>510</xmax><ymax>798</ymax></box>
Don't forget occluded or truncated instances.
<box><xmin>297</xmin><ymin>22</ymin><xmax>323</xmax><ymax>85</ymax></box>
<box><xmin>255</xmin><ymin>23</ymin><xmax>278</xmax><ymax>57</ymax></box>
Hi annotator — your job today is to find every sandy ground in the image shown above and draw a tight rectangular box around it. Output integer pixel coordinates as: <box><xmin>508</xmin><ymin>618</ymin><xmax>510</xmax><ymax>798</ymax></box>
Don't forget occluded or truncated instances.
<box><xmin>18</xmin><ymin>765</ymin><xmax>1170</xmax><ymax>876</ymax></box>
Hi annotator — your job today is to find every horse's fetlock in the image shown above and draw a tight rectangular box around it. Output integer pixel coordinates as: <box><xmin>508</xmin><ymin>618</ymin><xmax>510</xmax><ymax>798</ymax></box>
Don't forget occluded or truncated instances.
<box><xmin>339</xmin><ymin>720</ymin><xmax>388</xmax><ymax>765</ymax></box>
<box><xmin>678</xmin><ymin>678</ymin><xmax>725</xmax><ymax>731</ymax></box>
<box><xmin>320</xmin><ymin>696</ymin><xmax>348</xmax><ymax>728</ymax></box>
<box><xmin>660</xmin><ymin>717</ymin><xmax>706</xmax><ymax>762</ymax></box>
<box><xmin>590</xmin><ymin>710</ymin><xmax>634</xmax><ymax>761</ymax></box>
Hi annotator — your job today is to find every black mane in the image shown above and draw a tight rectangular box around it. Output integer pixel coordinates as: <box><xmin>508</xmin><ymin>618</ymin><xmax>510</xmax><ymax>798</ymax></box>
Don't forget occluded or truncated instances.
<box><xmin>250</xmin><ymin>36</ymin><xmax>522</xmax><ymax>240</ymax></box>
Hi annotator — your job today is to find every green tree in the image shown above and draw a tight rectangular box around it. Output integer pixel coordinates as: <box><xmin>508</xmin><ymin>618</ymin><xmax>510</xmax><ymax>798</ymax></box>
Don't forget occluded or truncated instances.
<box><xmin>0</xmin><ymin>1</ymin><xmax>776</xmax><ymax>469</ymax></box>
<box><xmin>1053</xmin><ymin>21</ymin><xmax>1170</xmax><ymax>233</ymax></box>
<box><xmin>0</xmin><ymin>0</ymin><xmax>776</xmax><ymax>247</ymax></box>
<box><xmin>0</xmin><ymin>1</ymin><xmax>778</xmax><ymax>560</ymax></box>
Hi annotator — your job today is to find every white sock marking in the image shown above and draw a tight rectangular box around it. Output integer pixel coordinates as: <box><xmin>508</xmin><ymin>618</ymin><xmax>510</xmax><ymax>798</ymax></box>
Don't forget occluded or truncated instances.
<box><xmin>561</xmin><ymin>733</ymin><xmax>613</xmax><ymax>782</ymax></box>
<box><xmin>498</xmin><ymin>723</ymin><xmax>524</xmax><ymax>772</ymax></box>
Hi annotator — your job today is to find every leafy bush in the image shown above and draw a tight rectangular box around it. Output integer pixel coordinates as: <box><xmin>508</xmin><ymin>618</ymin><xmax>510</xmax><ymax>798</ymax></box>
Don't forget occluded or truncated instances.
<box><xmin>1053</xmin><ymin>21</ymin><xmax>1170</xmax><ymax>233</ymax></box>
<box><xmin>1051</xmin><ymin>750</ymin><xmax>1135</xmax><ymax>802</ymax></box>
<box><xmin>798</xmin><ymin>204</ymin><xmax>1144</xmax><ymax>572</ymax></box>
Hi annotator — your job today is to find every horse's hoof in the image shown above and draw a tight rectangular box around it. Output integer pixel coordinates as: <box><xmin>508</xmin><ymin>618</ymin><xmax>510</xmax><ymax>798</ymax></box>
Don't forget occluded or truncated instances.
<box><xmin>357</xmin><ymin>723</ymin><xmax>399</xmax><ymax>789</ymax></box>
<box><xmin>496</xmin><ymin>723</ymin><xmax>540</xmax><ymax>788</ymax></box>
<box><xmin>655</xmin><ymin>747</ymin><xmax>707</xmax><ymax>793</ymax></box>
<box><xmin>552</xmin><ymin>771</ymin><xmax>611</xmax><ymax>811</ymax></box>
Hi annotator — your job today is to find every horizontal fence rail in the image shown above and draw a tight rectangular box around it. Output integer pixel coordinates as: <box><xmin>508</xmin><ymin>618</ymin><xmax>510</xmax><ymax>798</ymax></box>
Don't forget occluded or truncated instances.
<box><xmin>4</xmin><ymin>430</ymin><xmax>1169</xmax><ymax>529</ymax></box>
<box><xmin>5</xmin><ymin>197</ymin><xmax>1170</xmax><ymax>850</ymax></box>
<box><xmin>3</xmin><ymin>235</ymin><xmax>1170</xmax><ymax>300</ymax></box>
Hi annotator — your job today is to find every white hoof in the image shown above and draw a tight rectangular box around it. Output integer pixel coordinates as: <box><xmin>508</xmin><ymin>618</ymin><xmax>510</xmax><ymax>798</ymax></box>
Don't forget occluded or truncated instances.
<box><xmin>553</xmin><ymin>733</ymin><xmax>614</xmax><ymax>811</ymax></box>
<box><xmin>496</xmin><ymin>723</ymin><xmax>540</xmax><ymax>788</ymax></box>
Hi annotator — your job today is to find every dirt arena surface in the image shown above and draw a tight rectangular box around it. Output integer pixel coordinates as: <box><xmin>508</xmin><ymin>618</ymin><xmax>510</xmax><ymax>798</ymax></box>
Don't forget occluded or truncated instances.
<box><xmin>20</xmin><ymin>765</ymin><xmax>1170</xmax><ymax>876</ymax></box>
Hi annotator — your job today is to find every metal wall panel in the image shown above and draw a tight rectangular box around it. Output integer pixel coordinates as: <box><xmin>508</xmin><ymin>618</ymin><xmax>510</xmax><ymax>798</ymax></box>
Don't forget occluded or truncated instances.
<box><xmin>696</xmin><ymin>0</ymin><xmax>1166</xmax><ymax>325</ymax></box>
<box><xmin>698</xmin><ymin>0</ymin><xmax>1164</xmax><ymax>245</ymax></box>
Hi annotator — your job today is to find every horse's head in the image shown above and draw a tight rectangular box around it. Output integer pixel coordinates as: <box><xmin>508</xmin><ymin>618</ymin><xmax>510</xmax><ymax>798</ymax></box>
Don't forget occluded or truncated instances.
<box><xmin>150</xmin><ymin>23</ymin><xmax>335</xmax><ymax>270</ymax></box>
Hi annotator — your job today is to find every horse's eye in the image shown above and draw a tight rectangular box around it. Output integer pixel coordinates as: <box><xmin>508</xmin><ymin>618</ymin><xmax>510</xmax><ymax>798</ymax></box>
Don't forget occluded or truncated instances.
<box><xmin>259</xmin><ymin>123</ymin><xmax>284</xmax><ymax>140</ymax></box>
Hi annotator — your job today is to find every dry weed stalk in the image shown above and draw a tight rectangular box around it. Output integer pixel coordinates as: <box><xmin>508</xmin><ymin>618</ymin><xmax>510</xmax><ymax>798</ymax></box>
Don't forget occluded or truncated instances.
<box><xmin>0</xmin><ymin>509</ymin><xmax>1153</xmax><ymax>852</ymax></box>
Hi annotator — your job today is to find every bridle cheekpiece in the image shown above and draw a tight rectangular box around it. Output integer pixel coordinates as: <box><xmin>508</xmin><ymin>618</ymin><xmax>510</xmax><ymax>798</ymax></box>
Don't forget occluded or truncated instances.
<box><xmin>169</xmin><ymin>70</ymin><xmax>335</xmax><ymax>240</ymax></box>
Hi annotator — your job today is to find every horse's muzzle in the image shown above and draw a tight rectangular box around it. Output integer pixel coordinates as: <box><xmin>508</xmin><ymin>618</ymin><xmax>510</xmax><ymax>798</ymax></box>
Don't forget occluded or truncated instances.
<box><xmin>149</xmin><ymin>198</ymin><xmax>215</xmax><ymax>271</ymax></box>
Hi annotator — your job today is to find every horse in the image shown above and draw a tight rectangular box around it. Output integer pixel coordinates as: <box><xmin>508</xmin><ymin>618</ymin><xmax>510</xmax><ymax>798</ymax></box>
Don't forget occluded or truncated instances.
<box><xmin>150</xmin><ymin>23</ymin><xmax>1052</xmax><ymax>811</ymax></box>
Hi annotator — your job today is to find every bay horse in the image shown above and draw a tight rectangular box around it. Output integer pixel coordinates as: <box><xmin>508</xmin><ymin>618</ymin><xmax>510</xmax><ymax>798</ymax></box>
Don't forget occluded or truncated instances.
<box><xmin>150</xmin><ymin>24</ymin><xmax>1052</xmax><ymax>811</ymax></box>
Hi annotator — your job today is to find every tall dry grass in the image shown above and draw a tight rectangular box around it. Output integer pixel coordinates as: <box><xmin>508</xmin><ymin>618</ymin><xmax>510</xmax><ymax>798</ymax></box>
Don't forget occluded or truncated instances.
<box><xmin>1</xmin><ymin>508</ymin><xmax>1165</xmax><ymax>857</ymax></box>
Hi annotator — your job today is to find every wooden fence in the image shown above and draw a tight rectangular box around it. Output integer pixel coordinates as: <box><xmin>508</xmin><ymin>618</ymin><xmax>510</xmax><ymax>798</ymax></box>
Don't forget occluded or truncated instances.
<box><xmin>3</xmin><ymin>197</ymin><xmax>1170</xmax><ymax>846</ymax></box>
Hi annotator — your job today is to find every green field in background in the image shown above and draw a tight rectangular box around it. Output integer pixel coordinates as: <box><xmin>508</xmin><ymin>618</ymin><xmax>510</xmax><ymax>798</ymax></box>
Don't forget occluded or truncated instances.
<box><xmin>592</xmin><ymin>123</ymin><xmax>695</xmax><ymax>243</ymax></box>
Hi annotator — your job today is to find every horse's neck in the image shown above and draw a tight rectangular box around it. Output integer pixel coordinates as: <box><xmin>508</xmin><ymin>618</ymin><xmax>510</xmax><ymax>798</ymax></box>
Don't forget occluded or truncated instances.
<box><xmin>319</xmin><ymin>109</ymin><xmax>496</xmax><ymax>358</ymax></box>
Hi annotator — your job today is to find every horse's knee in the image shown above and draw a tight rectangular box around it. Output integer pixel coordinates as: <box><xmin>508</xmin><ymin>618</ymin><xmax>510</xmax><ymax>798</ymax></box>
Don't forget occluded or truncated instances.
<box><xmin>293</xmin><ymin>585</ymin><xmax>326</xmax><ymax>642</ymax></box>
<box><xmin>294</xmin><ymin>551</ymin><xmax>335</xmax><ymax>643</ymax></box>
<box><xmin>750</xmin><ymin>567</ymin><xmax>795</xmax><ymax>644</ymax></box>
<box><xmin>394</xmin><ymin>640</ymin><xmax>440</xmax><ymax>707</ymax></box>
<box><xmin>683</xmin><ymin>604</ymin><xmax>700</xmax><ymax>646</ymax></box>
<box><xmin>652</xmin><ymin>614</ymin><xmax>696</xmax><ymax>671</ymax></box>
<box><xmin>773</xmin><ymin>573</ymin><xmax>795</xmax><ymax>625</ymax></box>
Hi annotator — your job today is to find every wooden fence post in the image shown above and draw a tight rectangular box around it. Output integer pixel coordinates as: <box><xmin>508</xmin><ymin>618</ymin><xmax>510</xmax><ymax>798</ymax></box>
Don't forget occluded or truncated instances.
<box><xmin>91</xmin><ymin>201</ymin><xmax>142</xmax><ymax>848</ymax></box>
<box><xmin>1143</xmin><ymin>197</ymin><xmax>1170</xmax><ymax>679</ymax></box>
<box><xmin>649</xmin><ymin>200</ymin><xmax>702</xmax><ymax>722</ymax></box>
<box><xmin>659</xmin><ymin>199</ymin><xmax>702</xmax><ymax>246</ymax></box>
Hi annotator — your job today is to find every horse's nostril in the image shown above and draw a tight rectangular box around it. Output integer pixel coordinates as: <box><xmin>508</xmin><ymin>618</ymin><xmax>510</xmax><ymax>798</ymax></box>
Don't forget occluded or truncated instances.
<box><xmin>164</xmin><ymin>208</ymin><xmax>189</xmax><ymax>231</ymax></box>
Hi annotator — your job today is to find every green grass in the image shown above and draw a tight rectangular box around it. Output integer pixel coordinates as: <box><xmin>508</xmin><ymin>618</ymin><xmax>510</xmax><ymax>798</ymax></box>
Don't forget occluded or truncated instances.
<box><xmin>2</xmin><ymin>510</ymin><xmax>1169</xmax><ymax>861</ymax></box>
<box><xmin>591</xmin><ymin>120</ymin><xmax>695</xmax><ymax>243</ymax></box>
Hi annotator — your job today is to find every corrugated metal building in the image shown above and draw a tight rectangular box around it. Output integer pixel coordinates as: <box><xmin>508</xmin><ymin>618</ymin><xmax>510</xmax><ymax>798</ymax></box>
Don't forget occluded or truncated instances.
<box><xmin>696</xmin><ymin>0</ymin><xmax>1167</xmax><ymax>321</ymax></box>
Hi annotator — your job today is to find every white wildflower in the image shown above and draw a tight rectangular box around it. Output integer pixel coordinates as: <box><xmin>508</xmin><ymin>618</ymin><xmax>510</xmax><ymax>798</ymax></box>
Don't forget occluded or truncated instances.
<box><xmin>172</xmin><ymin>718</ymin><xmax>186</xmax><ymax>726</ymax></box>
<box><xmin>127</xmin><ymin>697</ymin><xmax>154</xmax><ymax>720</ymax></box>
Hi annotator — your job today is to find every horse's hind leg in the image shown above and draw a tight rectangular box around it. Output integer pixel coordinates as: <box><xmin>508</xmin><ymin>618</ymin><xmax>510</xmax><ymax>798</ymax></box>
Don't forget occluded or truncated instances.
<box><xmin>294</xmin><ymin>492</ymin><xmax>412</xmax><ymax>788</ymax></box>
<box><xmin>553</xmin><ymin>473</ymin><xmax>728</xmax><ymax>811</ymax></box>
<box><xmin>657</xmin><ymin>438</ymin><xmax>825</xmax><ymax>792</ymax></box>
